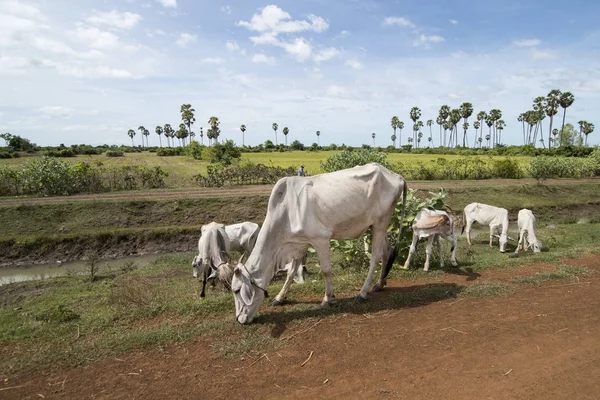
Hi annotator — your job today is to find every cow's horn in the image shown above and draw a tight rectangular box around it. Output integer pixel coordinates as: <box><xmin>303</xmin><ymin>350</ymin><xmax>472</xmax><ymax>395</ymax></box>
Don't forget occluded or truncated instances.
<box><xmin>238</xmin><ymin>254</ymin><xmax>244</xmax><ymax>265</ymax></box>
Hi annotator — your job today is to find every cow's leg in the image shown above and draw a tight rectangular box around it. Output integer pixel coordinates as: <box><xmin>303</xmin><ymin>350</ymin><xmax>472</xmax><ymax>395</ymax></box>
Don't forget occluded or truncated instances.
<box><xmin>312</xmin><ymin>242</ymin><xmax>334</xmax><ymax>306</ymax></box>
<box><xmin>402</xmin><ymin>233</ymin><xmax>419</xmax><ymax>270</ymax></box>
<box><xmin>515</xmin><ymin>229</ymin><xmax>524</xmax><ymax>253</ymax></box>
<box><xmin>440</xmin><ymin>232</ymin><xmax>458</xmax><ymax>266</ymax></box>
<box><xmin>423</xmin><ymin>235</ymin><xmax>434</xmax><ymax>271</ymax></box>
<box><xmin>489</xmin><ymin>225</ymin><xmax>496</xmax><ymax>247</ymax></box>
<box><xmin>437</xmin><ymin>235</ymin><xmax>444</xmax><ymax>268</ymax></box>
<box><xmin>272</xmin><ymin>258</ymin><xmax>302</xmax><ymax>306</ymax></box>
<box><xmin>465</xmin><ymin>220</ymin><xmax>474</xmax><ymax>246</ymax></box>
<box><xmin>357</xmin><ymin>228</ymin><xmax>386</xmax><ymax>302</ymax></box>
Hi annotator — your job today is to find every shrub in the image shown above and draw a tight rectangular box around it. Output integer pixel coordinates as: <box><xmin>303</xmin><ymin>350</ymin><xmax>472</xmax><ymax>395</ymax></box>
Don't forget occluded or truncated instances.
<box><xmin>320</xmin><ymin>148</ymin><xmax>390</xmax><ymax>173</ymax></box>
<box><xmin>528</xmin><ymin>156</ymin><xmax>599</xmax><ymax>182</ymax></box>
<box><xmin>183</xmin><ymin>141</ymin><xmax>204</xmax><ymax>160</ymax></box>
<box><xmin>201</xmin><ymin>140</ymin><xmax>241</xmax><ymax>165</ymax></box>
<box><xmin>0</xmin><ymin>151</ymin><xmax>19</xmax><ymax>159</ymax></box>
<box><xmin>44</xmin><ymin>148</ymin><xmax>76</xmax><ymax>157</ymax></box>
<box><xmin>106</xmin><ymin>151</ymin><xmax>124</xmax><ymax>157</ymax></box>
<box><xmin>36</xmin><ymin>304</ymin><xmax>80</xmax><ymax>323</ymax></box>
<box><xmin>156</xmin><ymin>147</ymin><xmax>183</xmax><ymax>156</ymax></box>
<box><xmin>193</xmin><ymin>161</ymin><xmax>295</xmax><ymax>187</ymax></box>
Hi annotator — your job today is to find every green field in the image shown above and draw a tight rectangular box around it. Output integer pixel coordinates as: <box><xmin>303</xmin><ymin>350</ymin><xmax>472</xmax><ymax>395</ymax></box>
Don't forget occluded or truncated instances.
<box><xmin>1</xmin><ymin>151</ymin><xmax>533</xmax><ymax>187</ymax></box>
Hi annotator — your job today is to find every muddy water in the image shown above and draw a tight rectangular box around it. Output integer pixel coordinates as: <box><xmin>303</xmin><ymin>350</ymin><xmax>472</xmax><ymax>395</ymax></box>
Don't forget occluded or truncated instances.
<box><xmin>0</xmin><ymin>253</ymin><xmax>171</xmax><ymax>286</ymax></box>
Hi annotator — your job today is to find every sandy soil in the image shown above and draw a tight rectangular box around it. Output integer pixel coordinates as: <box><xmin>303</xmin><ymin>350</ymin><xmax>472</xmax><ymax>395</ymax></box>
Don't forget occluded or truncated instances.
<box><xmin>2</xmin><ymin>255</ymin><xmax>599</xmax><ymax>400</ymax></box>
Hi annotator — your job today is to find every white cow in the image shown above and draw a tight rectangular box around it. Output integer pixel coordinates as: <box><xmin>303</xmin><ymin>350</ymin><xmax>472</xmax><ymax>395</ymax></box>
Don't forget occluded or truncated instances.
<box><xmin>192</xmin><ymin>222</ymin><xmax>232</xmax><ymax>297</ymax></box>
<box><xmin>231</xmin><ymin>163</ymin><xmax>408</xmax><ymax>324</ymax></box>
<box><xmin>462</xmin><ymin>202</ymin><xmax>509</xmax><ymax>252</ymax></box>
<box><xmin>224</xmin><ymin>222</ymin><xmax>260</xmax><ymax>262</ymax></box>
<box><xmin>403</xmin><ymin>208</ymin><xmax>458</xmax><ymax>271</ymax></box>
<box><xmin>515</xmin><ymin>209</ymin><xmax>542</xmax><ymax>253</ymax></box>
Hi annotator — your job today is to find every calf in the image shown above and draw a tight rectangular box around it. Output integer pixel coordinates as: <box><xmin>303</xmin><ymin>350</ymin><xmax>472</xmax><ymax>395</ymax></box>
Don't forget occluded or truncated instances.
<box><xmin>402</xmin><ymin>208</ymin><xmax>457</xmax><ymax>271</ymax></box>
<box><xmin>192</xmin><ymin>222</ymin><xmax>232</xmax><ymax>297</ymax></box>
<box><xmin>462</xmin><ymin>202</ymin><xmax>509</xmax><ymax>252</ymax></box>
<box><xmin>515</xmin><ymin>209</ymin><xmax>542</xmax><ymax>253</ymax></box>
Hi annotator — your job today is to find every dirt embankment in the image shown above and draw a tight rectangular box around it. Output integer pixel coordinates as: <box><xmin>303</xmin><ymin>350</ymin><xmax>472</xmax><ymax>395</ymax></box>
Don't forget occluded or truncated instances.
<box><xmin>2</xmin><ymin>255</ymin><xmax>599</xmax><ymax>400</ymax></box>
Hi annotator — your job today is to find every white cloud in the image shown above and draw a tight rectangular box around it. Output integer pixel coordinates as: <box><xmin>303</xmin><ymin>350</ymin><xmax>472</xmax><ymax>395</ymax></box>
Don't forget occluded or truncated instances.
<box><xmin>252</xmin><ymin>54</ymin><xmax>275</xmax><ymax>65</ymax></box>
<box><xmin>73</xmin><ymin>25</ymin><xmax>122</xmax><ymax>50</ymax></box>
<box><xmin>450</xmin><ymin>19</ymin><xmax>459</xmax><ymax>25</ymax></box>
<box><xmin>413</xmin><ymin>34</ymin><xmax>445</xmax><ymax>47</ymax></box>
<box><xmin>221</xmin><ymin>5</ymin><xmax>231</xmax><ymax>14</ymax></box>
<box><xmin>37</xmin><ymin>106</ymin><xmax>74</xmax><ymax>118</ymax></box>
<box><xmin>226</xmin><ymin>40</ymin><xmax>240</xmax><ymax>52</ymax></box>
<box><xmin>345</xmin><ymin>59</ymin><xmax>363</xmax><ymax>70</ymax></box>
<box><xmin>532</xmin><ymin>49</ymin><xmax>558</xmax><ymax>60</ymax></box>
<box><xmin>0</xmin><ymin>0</ymin><xmax>44</xmax><ymax>20</ymax></box>
<box><xmin>279</xmin><ymin>37</ymin><xmax>313</xmax><ymax>61</ymax></box>
<box><xmin>175</xmin><ymin>33</ymin><xmax>197</xmax><ymax>47</ymax></box>
<box><xmin>156</xmin><ymin>0</ymin><xmax>176</xmax><ymax>7</ymax></box>
<box><xmin>314</xmin><ymin>47</ymin><xmax>340</xmax><ymax>63</ymax></box>
<box><xmin>238</xmin><ymin>5</ymin><xmax>328</xmax><ymax>35</ymax></box>
<box><xmin>86</xmin><ymin>10</ymin><xmax>142</xmax><ymax>30</ymax></box>
<box><xmin>201</xmin><ymin>57</ymin><xmax>225</xmax><ymax>64</ymax></box>
<box><xmin>513</xmin><ymin>39</ymin><xmax>541</xmax><ymax>47</ymax></box>
<box><xmin>382</xmin><ymin>17</ymin><xmax>415</xmax><ymax>28</ymax></box>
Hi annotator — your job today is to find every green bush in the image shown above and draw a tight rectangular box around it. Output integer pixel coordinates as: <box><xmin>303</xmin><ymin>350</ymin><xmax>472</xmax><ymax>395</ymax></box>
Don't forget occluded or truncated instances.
<box><xmin>193</xmin><ymin>161</ymin><xmax>295</xmax><ymax>187</ymax></box>
<box><xmin>320</xmin><ymin>148</ymin><xmax>390</xmax><ymax>173</ymax></box>
<box><xmin>45</xmin><ymin>148</ymin><xmax>76</xmax><ymax>157</ymax></box>
<box><xmin>201</xmin><ymin>140</ymin><xmax>241</xmax><ymax>165</ymax></box>
<box><xmin>106</xmin><ymin>151</ymin><xmax>124</xmax><ymax>157</ymax></box>
<box><xmin>156</xmin><ymin>147</ymin><xmax>183</xmax><ymax>156</ymax></box>
<box><xmin>0</xmin><ymin>151</ymin><xmax>19</xmax><ymax>159</ymax></box>
<box><xmin>394</xmin><ymin>157</ymin><xmax>522</xmax><ymax>180</ymax></box>
<box><xmin>184</xmin><ymin>141</ymin><xmax>204</xmax><ymax>160</ymax></box>
<box><xmin>528</xmin><ymin>156</ymin><xmax>598</xmax><ymax>182</ymax></box>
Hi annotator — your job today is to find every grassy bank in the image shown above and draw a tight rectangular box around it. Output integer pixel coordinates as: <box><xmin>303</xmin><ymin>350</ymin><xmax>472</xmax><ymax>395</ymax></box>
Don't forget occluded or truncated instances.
<box><xmin>1</xmin><ymin>182</ymin><xmax>599</xmax><ymax>266</ymax></box>
<box><xmin>1</xmin><ymin>222</ymin><xmax>598</xmax><ymax>375</ymax></box>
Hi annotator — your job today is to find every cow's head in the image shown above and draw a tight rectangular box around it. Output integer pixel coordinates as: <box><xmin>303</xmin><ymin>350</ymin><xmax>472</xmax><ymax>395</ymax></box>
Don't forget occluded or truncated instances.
<box><xmin>532</xmin><ymin>239</ymin><xmax>542</xmax><ymax>253</ymax></box>
<box><xmin>499</xmin><ymin>233</ymin><xmax>508</xmax><ymax>253</ymax></box>
<box><xmin>231</xmin><ymin>263</ymin><xmax>264</xmax><ymax>324</ymax></box>
<box><xmin>192</xmin><ymin>256</ymin><xmax>201</xmax><ymax>279</ymax></box>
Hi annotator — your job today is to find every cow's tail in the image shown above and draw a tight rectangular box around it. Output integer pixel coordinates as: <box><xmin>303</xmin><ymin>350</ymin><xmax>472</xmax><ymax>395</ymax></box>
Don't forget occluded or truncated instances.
<box><xmin>460</xmin><ymin>210</ymin><xmax>467</xmax><ymax>235</ymax></box>
<box><xmin>383</xmin><ymin>179</ymin><xmax>408</xmax><ymax>280</ymax></box>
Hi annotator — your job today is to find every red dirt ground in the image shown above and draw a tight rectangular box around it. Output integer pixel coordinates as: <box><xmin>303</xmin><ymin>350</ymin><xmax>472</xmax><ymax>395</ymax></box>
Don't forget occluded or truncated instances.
<box><xmin>1</xmin><ymin>178</ymin><xmax>598</xmax><ymax>205</ymax></box>
<box><xmin>2</xmin><ymin>255</ymin><xmax>599</xmax><ymax>400</ymax></box>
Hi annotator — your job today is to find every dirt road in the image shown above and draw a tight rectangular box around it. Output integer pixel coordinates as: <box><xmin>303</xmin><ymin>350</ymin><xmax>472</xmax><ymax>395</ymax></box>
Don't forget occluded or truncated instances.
<box><xmin>2</xmin><ymin>255</ymin><xmax>599</xmax><ymax>400</ymax></box>
<box><xmin>1</xmin><ymin>178</ymin><xmax>598</xmax><ymax>205</ymax></box>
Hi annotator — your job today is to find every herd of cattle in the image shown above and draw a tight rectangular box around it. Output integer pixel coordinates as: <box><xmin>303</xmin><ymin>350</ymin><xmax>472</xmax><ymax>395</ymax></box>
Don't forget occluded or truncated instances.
<box><xmin>191</xmin><ymin>163</ymin><xmax>542</xmax><ymax>324</ymax></box>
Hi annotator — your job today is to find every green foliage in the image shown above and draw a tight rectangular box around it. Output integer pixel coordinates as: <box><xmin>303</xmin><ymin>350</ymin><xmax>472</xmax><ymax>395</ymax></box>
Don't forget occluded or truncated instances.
<box><xmin>0</xmin><ymin>151</ymin><xmax>20</xmax><ymax>159</ymax></box>
<box><xmin>106</xmin><ymin>151</ymin><xmax>124</xmax><ymax>157</ymax></box>
<box><xmin>156</xmin><ymin>147</ymin><xmax>184</xmax><ymax>156</ymax></box>
<box><xmin>193</xmin><ymin>161</ymin><xmax>295</xmax><ymax>187</ymax></box>
<box><xmin>289</xmin><ymin>140</ymin><xmax>305</xmax><ymax>150</ymax></box>
<box><xmin>528</xmin><ymin>155</ymin><xmax>599</xmax><ymax>182</ymax></box>
<box><xmin>45</xmin><ymin>148</ymin><xmax>76</xmax><ymax>157</ymax></box>
<box><xmin>36</xmin><ymin>304</ymin><xmax>80</xmax><ymax>323</ymax></box>
<box><xmin>183</xmin><ymin>141</ymin><xmax>204</xmax><ymax>160</ymax></box>
<box><xmin>395</xmin><ymin>157</ymin><xmax>523</xmax><ymax>180</ymax></box>
<box><xmin>201</xmin><ymin>140</ymin><xmax>241</xmax><ymax>165</ymax></box>
<box><xmin>320</xmin><ymin>148</ymin><xmax>390</xmax><ymax>173</ymax></box>
<box><xmin>5</xmin><ymin>134</ymin><xmax>36</xmax><ymax>152</ymax></box>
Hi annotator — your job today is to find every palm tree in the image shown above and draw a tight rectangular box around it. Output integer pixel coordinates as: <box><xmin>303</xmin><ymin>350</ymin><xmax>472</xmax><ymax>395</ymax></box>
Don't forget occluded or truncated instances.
<box><xmin>583</xmin><ymin>122</ymin><xmax>594</xmax><ymax>146</ymax></box>
<box><xmin>282</xmin><ymin>127</ymin><xmax>289</xmax><ymax>146</ymax></box>
<box><xmin>208</xmin><ymin>117</ymin><xmax>220</xmax><ymax>145</ymax></box>
<box><xmin>316</xmin><ymin>130</ymin><xmax>321</xmax><ymax>145</ymax></box>
<box><xmin>371</xmin><ymin>132</ymin><xmax>376</xmax><ymax>146</ymax></box>
<box><xmin>180</xmin><ymin>104</ymin><xmax>196</xmax><ymax>140</ymax></box>
<box><xmin>462</xmin><ymin>122</ymin><xmax>469</xmax><ymax>147</ymax></box>
<box><xmin>426</xmin><ymin>119</ymin><xmax>433</xmax><ymax>146</ymax></box>
<box><xmin>473</xmin><ymin>120</ymin><xmax>481</xmax><ymax>148</ymax></box>
<box><xmin>485</xmin><ymin>115</ymin><xmax>494</xmax><ymax>148</ymax></box>
<box><xmin>240</xmin><ymin>125</ymin><xmax>246</xmax><ymax>146</ymax></box>
<box><xmin>439</xmin><ymin>105</ymin><xmax>451</xmax><ymax>146</ymax></box>
<box><xmin>398</xmin><ymin>121</ymin><xmax>405</xmax><ymax>147</ymax></box>
<box><xmin>163</xmin><ymin>124</ymin><xmax>174</xmax><ymax>147</ymax></box>
<box><xmin>391</xmin><ymin>116</ymin><xmax>399</xmax><ymax>148</ymax></box>
<box><xmin>155</xmin><ymin>126</ymin><xmax>163</xmax><ymax>148</ymax></box>
<box><xmin>552</xmin><ymin>128</ymin><xmax>559</xmax><ymax>146</ymax></box>
<box><xmin>448</xmin><ymin>109</ymin><xmax>461</xmax><ymax>147</ymax></box>
<box><xmin>485</xmin><ymin>134</ymin><xmax>491</xmax><ymax>148</ymax></box>
<box><xmin>533</xmin><ymin>96</ymin><xmax>546</xmax><ymax>145</ymax></box>
<box><xmin>559</xmin><ymin>91</ymin><xmax>575</xmax><ymax>136</ymax></box>
<box><xmin>143</xmin><ymin>128</ymin><xmax>150</xmax><ymax>147</ymax></box>
<box><xmin>178</xmin><ymin>123</ymin><xmax>188</xmax><ymax>146</ymax></box>
<box><xmin>127</xmin><ymin>129</ymin><xmax>136</xmax><ymax>147</ymax></box>
<box><xmin>436</xmin><ymin>116</ymin><xmax>445</xmax><ymax>148</ymax></box>
<box><xmin>459</xmin><ymin>102</ymin><xmax>474</xmax><ymax>147</ymax></box>
<box><xmin>488</xmin><ymin>109</ymin><xmax>502</xmax><ymax>147</ymax></box>
<box><xmin>409</xmin><ymin>107</ymin><xmax>421</xmax><ymax>145</ymax></box>
<box><xmin>544</xmin><ymin>89</ymin><xmax>561</xmax><ymax>149</ymax></box>
<box><xmin>391</xmin><ymin>134</ymin><xmax>397</xmax><ymax>147</ymax></box>
<box><xmin>272</xmin><ymin>123</ymin><xmax>278</xmax><ymax>146</ymax></box>
<box><xmin>417</xmin><ymin>121</ymin><xmax>424</xmax><ymax>148</ymax></box>
<box><xmin>199</xmin><ymin>127</ymin><xmax>204</xmax><ymax>145</ymax></box>
<box><xmin>137</xmin><ymin>126</ymin><xmax>146</xmax><ymax>149</ymax></box>
<box><xmin>495</xmin><ymin>120</ymin><xmax>505</xmax><ymax>144</ymax></box>
<box><xmin>517</xmin><ymin>113</ymin><xmax>526</xmax><ymax>145</ymax></box>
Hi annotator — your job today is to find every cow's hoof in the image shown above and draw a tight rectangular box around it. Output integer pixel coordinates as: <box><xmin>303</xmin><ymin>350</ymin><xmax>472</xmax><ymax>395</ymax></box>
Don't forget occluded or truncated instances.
<box><xmin>271</xmin><ymin>298</ymin><xmax>284</xmax><ymax>306</ymax></box>
<box><xmin>509</xmin><ymin>253</ymin><xmax>519</xmax><ymax>259</ymax></box>
<box><xmin>371</xmin><ymin>284</ymin><xmax>384</xmax><ymax>292</ymax></box>
<box><xmin>354</xmin><ymin>295</ymin><xmax>367</xmax><ymax>304</ymax></box>
<box><xmin>319</xmin><ymin>300</ymin><xmax>332</xmax><ymax>308</ymax></box>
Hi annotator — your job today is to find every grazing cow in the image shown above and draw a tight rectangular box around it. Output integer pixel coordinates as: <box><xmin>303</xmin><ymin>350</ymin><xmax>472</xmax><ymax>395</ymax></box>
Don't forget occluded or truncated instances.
<box><xmin>231</xmin><ymin>163</ymin><xmax>407</xmax><ymax>324</ymax></box>
<box><xmin>192</xmin><ymin>222</ymin><xmax>232</xmax><ymax>297</ymax></box>
<box><xmin>224</xmin><ymin>222</ymin><xmax>260</xmax><ymax>262</ymax></box>
<box><xmin>515</xmin><ymin>209</ymin><xmax>542</xmax><ymax>253</ymax></box>
<box><xmin>403</xmin><ymin>208</ymin><xmax>458</xmax><ymax>271</ymax></box>
<box><xmin>462</xmin><ymin>202</ymin><xmax>510</xmax><ymax>252</ymax></box>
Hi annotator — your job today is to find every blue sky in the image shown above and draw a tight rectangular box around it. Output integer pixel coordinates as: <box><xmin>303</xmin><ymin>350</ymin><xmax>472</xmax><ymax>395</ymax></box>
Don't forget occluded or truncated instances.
<box><xmin>1</xmin><ymin>0</ymin><xmax>598</xmax><ymax>147</ymax></box>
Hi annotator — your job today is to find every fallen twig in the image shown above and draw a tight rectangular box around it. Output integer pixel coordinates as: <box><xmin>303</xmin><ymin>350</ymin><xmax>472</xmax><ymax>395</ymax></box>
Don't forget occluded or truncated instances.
<box><xmin>301</xmin><ymin>351</ymin><xmax>314</xmax><ymax>367</ymax></box>
<box><xmin>280</xmin><ymin>319</ymin><xmax>323</xmax><ymax>341</ymax></box>
<box><xmin>0</xmin><ymin>384</ymin><xmax>27</xmax><ymax>391</ymax></box>
<box><xmin>503</xmin><ymin>369</ymin><xmax>513</xmax><ymax>376</ymax></box>
<box><xmin>238</xmin><ymin>353</ymin><xmax>268</xmax><ymax>370</ymax></box>
<box><xmin>555</xmin><ymin>328</ymin><xmax>569</xmax><ymax>333</ymax></box>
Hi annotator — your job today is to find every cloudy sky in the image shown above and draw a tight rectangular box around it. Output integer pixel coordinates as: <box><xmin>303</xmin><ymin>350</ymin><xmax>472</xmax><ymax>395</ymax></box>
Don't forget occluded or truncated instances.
<box><xmin>1</xmin><ymin>0</ymin><xmax>599</xmax><ymax>147</ymax></box>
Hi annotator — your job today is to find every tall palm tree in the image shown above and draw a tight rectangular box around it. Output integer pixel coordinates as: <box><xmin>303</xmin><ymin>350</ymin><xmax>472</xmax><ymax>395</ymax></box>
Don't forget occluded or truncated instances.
<box><xmin>517</xmin><ymin>113</ymin><xmax>526</xmax><ymax>145</ymax></box>
<box><xmin>459</xmin><ymin>102</ymin><xmax>473</xmax><ymax>147</ymax></box>
<box><xmin>282</xmin><ymin>127</ymin><xmax>289</xmax><ymax>146</ymax></box>
<box><xmin>143</xmin><ymin>128</ymin><xmax>150</xmax><ymax>147</ymax></box>
<box><xmin>316</xmin><ymin>130</ymin><xmax>321</xmax><ymax>145</ymax></box>
<box><xmin>417</xmin><ymin>121</ymin><xmax>424</xmax><ymax>148</ymax></box>
<box><xmin>240</xmin><ymin>124</ymin><xmax>246</xmax><ymax>146</ymax></box>
<box><xmin>559</xmin><ymin>91</ymin><xmax>575</xmax><ymax>136</ymax></box>
<box><xmin>208</xmin><ymin>117</ymin><xmax>220</xmax><ymax>145</ymax></box>
<box><xmin>448</xmin><ymin>109</ymin><xmax>461</xmax><ymax>147</ymax></box>
<box><xmin>137</xmin><ymin>126</ymin><xmax>146</xmax><ymax>149</ymax></box>
<box><xmin>552</xmin><ymin>128</ymin><xmax>559</xmax><ymax>146</ymax></box>
<box><xmin>462</xmin><ymin>122</ymin><xmax>470</xmax><ymax>147</ymax></box>
<box><xmin>426</xmin><ymin>119</ymin><xmax>433</xmax><ymax>146</ymax></box>
<box><xmin>544</xmin><ymin>90</ymin><xmax>561</xmax><ymax>149</ymax></box>
<box><xmin>391</xmin><ymin>116</ymin><xmax>399</xmax><ymax>148</ymax></box>
<box><xmin>485</xmin><ymin>115</ymin><xmax>494</xmax><ymax>148</ymax></box>
<box><xmin>180</xmin><ymin>104</ymin><xmax>196</xmax><ymax>140</ymax></box>
<box><xmin>473</xmin><ymin>120</ymin><xmax>481</xmax><ymax>148</ymax></box>
<box><xmin>371</xmin><ymin>132</ymin><xmax>376</xmax><ymax>146</ymax></box>
<box><xmin>155</xmin><ymin>126</ymin><xmax>163</xmax><ymax>148</ymax></box>
<box><xmin>398</xmin><ymin>121</ymin><xmax>405</xmax><ymax>147</ymax></box>
<box><xmin>532</xmin><ymin>96</ymin><xmax>546</xmax><ymax>145</ymax></box>
<box><xmin>439</xmin><ymin>105</ymin><xmax>451</xmax><ymax>147</ymax></box>
<box><xmin>436</xmin><ymin>116</ymin><xmax>445</xmax><ymax>148</ymax></box>
<box><xmin>272</xmin><ymin>123</ymin><xmax>278</xmax><ymax>146</ymax></box>
<box><xmin>163</xmin><ymin>124</ymin><xmax>174</xmax><ymax>147</ymax></box>
<box><xmin>127</xmin><ymin>129</ymin><xmax>136</xmax><ymax>147</ymax></box>
<box><xmin>409</xmin><ymin>107</ymin><xmax>421</xmax><ymax>145</ymax></box>
<box><xmin>495</xmin><ymin>120</ymin><xmax>505</xmax><ymax>144</ymax></box>
<box><xmin>199</xmin><ymin>127</ymin><xmax>204</xmax><ymax>145</ymax></box>
<box><xmin>391</xmin><ymin>134</ymin><xmax>397</xmax><ymax>146</ymax></box>
<box><xmin>178</xmin><ymin>123</ymin><xmax>188</xmax><ymax>146</ymax></box>
<box><xmin>583</xmin><ymin>122</ymin><xmax>595</xmax><ymax>146</ymax></box>
<box><xmin>488</xmin><ymin>109</ymin><xmax>502</xmax><ymax>147</ymax></box>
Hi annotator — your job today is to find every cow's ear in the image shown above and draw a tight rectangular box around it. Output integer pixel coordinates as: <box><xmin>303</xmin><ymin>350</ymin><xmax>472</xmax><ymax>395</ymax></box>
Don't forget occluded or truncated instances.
<box><xmin>234</xmin><ymin>267</ymin><xmax>242</xmax><ymax>276</ymax></box>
